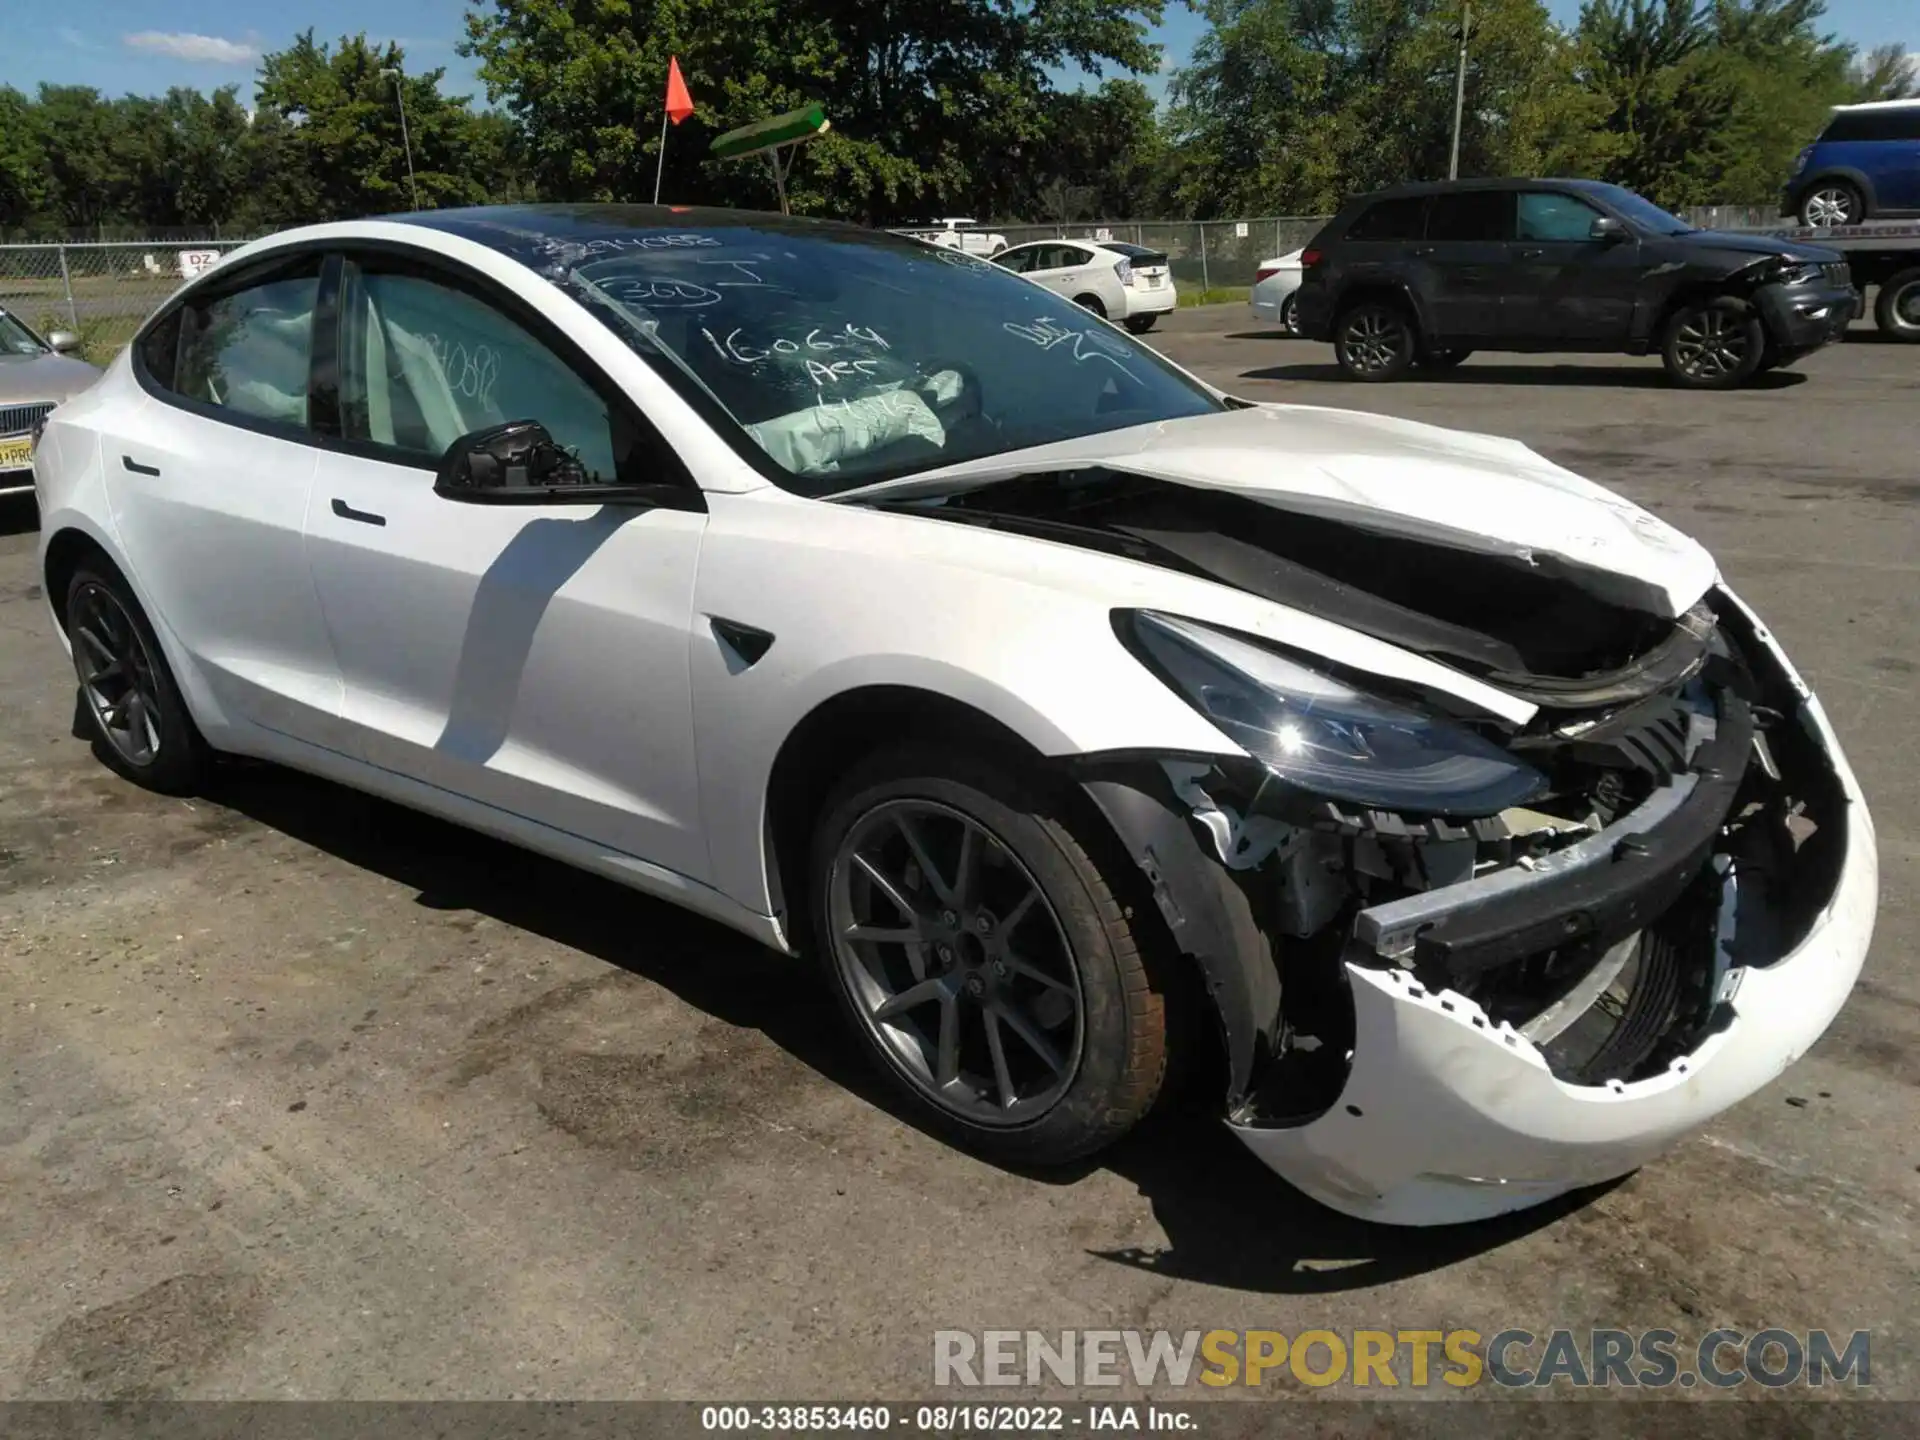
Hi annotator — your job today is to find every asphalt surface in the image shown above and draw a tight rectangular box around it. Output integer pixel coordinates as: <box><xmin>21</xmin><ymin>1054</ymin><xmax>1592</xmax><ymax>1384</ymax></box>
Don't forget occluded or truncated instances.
<box><xmin>1</xmin><ymin>310</ymin><xmax>1915</xmax><ymax>1403</ymax></box>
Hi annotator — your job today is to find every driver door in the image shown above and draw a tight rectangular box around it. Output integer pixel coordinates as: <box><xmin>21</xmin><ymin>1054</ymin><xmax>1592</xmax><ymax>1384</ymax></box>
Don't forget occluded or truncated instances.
<box><xmin>303</xmin><ymin>249</ymin><xmax>713</xmax><ymax>879</ymax></box>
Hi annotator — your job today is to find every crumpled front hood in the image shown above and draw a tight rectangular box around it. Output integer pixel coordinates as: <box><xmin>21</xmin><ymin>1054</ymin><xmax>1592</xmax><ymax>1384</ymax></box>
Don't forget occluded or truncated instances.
<box><xmin>838</xmin><ymin>404</ymin><xmax>1717</xmax><ymax>618</ymax></box>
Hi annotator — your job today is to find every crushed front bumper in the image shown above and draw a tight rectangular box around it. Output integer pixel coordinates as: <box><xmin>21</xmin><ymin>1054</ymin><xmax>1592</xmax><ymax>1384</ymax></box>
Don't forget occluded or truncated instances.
<box><xmin>1753</xmin><ymin>279</ymin><xmax>1857</xmax><ymax>353</ymax></box>
<box><xmin>1227</xmin><ymin>595</ymin><xmax>1875</xmax><ymax>1225</ymax></box>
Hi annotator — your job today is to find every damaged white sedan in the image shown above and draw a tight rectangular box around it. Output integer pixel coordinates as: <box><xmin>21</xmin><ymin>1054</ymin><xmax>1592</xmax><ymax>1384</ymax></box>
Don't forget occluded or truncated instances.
<box><xmin>34</xmin><ymin>206</ymin><xmax>1875</xmax><ymax>1225</ymax></box>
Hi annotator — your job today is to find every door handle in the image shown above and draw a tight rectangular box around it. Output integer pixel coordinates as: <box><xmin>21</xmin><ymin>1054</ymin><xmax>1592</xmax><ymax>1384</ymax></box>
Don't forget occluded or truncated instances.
<box><xmin>1519</xmin><ymin>247</ymin><xmax>1545</xmax><ymax>259</ymax></box>
<box><xmin>121</xmin><ymin>455</ymin><xmax>161</xmax><ymax>476</ymax></box>
<box><xmin>1412</xmin><ymin>246</ymin><xmax>1435</xmax><ymax>257</ymax></box>
<box><xmin>330</xmin><ymin>498</ymin><xmax>387</xmax><ymax>527</ymax></box>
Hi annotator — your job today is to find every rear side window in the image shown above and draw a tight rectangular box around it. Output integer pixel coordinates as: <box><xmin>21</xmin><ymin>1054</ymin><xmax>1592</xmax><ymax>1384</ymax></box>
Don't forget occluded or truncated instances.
<box><xmin>136</xmin><ymin>309</ymin><xmax>183</xmax><ymax>389</ymax></box>
<box><xmin>1428</xmin><ymin>191</ymin><xmax>1516</xmax><ymax>242</ymax></box>
<box><xmin>1346</xmin><ymin>197</ymin><xmax>1428</xmax><ymax>241</ymax></box>
<box><xmin>1517</xmin><ymin>191</ymin><xmax>1602</xmax><ymax>242</ymax></box>
<box><xmin>169</xmin><ymin>260</ymin><xmax>323</xmax><ymax>427</ymax></box>
<box><xmin>1821</xmin><ymin>107</ymin><xmax>1920</xmax><ymax>143</ymax></box>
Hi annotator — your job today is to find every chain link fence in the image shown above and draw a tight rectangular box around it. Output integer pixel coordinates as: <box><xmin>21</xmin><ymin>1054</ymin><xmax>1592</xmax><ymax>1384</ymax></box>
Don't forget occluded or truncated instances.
<box><xmin>971</xmin><ymin>218</ymin><xmax>1331</xmax><ymax>292</ymax></box>
<box><xmin>0</xmin><ymin>240</ymin><xmax>256</xmax><ymax>361</ymax></box>
<box><xmin>0</xmin><ymin>204</ymin><xmax>1787</xmax><ymax>363</ymax></box>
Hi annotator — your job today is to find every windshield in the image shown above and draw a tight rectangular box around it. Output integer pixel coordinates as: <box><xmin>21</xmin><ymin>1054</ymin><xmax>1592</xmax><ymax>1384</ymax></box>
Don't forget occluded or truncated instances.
<box><xmin>552</xmin><ymin>225</ymin><xmax>1223</xmax><ymax>495</ymax></box>
<box><xmin>1579</xmin><ymin>184</ymin><xmax>1695</xmax><ymax>235</ymax></box>
<box><xmin>0</xmin><ymin>309</ymin><xmax>48</xmax><ymax>356</ymax></box>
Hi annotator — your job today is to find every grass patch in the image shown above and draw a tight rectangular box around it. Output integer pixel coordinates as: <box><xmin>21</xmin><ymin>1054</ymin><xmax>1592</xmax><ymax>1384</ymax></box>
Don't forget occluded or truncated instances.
<box><xmin>1178</xmin><ymin>286</ymin><xmax>1251</xmax><ymax>307</ymax></box>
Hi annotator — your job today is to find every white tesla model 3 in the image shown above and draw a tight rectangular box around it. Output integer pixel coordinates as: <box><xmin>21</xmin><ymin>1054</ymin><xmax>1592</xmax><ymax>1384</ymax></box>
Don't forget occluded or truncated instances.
<box><xmin>32</xmin><ymin>206</ymin><xmax>1875</xmax><ymax>1224</ymax></box>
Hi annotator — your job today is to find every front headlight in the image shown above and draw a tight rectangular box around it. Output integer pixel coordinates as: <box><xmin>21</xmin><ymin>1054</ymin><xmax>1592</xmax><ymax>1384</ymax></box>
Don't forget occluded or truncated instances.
<box><xmin>1129</xmin><ymin>612</ymin><xmax>1548</xmax><ymax>817</ymax></box>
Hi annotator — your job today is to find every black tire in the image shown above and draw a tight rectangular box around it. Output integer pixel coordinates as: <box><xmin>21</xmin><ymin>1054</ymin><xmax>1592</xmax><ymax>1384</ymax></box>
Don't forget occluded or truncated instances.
<box><xmin>1279</xmin><ymin>291</ymin><xmax>1300</xmax><ymax>336</ymax></box>
<box><xmin>1333</xmin><ymin>298</ymin><xmax>1418</xmax><ymax>381</ymax></box>
<box><xmin>1661</xmin><ymin>296</ymin><xmax>1765</xmax><ymax>390</ymax></box>
<box><xmin>1418</xmin><ymin>347</ymin><xmax>1473</xmax><ymax>369</ymax></box>
<box><xmin>1123</xmin><ymin>314</ymin><xmax>1157</xmax><ymax>335</ymax></box>
<box><xmin>1074</xmin><ymin>294</ymin><xmax>1107</xmax><ymax>319</ymax></box>
<box><xmin>1873</xmin><ymin>268</ymin><xmax>1920</xmax><ymax>342</ymax></box>
<box><xmin>64</xmin><ymin>564</ymin><xmax>209</xmax><ymax>795</ymax></box>
<box><xmin>809</xmin><ymin>744</ymin><xmax>1167</xmax><ymax>1167</ymax></box>
<box><xmin>1798</xmin><ymin>180</ymin><xmax>1863</xmax><ymax>228</ymax></box>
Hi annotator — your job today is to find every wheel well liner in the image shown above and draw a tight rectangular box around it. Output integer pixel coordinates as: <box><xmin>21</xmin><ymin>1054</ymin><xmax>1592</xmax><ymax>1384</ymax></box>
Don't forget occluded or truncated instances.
<box><xmin>42</xmin><ymin>527</ymin><xmax>119</xmax><ymax>631</ymax></box>
<box><xmin>762</xmin><ymin>686</ymin><xmax>1049</xmax><ymax>939</ymax></box>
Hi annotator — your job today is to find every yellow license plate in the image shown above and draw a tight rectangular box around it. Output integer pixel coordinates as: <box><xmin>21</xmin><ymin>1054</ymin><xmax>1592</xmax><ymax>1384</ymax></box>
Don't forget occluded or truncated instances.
<box><xmin>0</xmin><ymin>437</ymin><xmax>32</xmax><ymax>471</ymax></box>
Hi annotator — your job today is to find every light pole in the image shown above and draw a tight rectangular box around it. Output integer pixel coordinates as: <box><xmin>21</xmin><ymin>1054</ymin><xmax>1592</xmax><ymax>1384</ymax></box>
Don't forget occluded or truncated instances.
<box><xmin>381</xmin><ymin>65</ymin><xmax>421</xmax><ymax>209</ymax></box>
<box><xmin>1448</xmin><ymin>1</ymin><xmax>1471</xmax><ymax>180</ymax></box>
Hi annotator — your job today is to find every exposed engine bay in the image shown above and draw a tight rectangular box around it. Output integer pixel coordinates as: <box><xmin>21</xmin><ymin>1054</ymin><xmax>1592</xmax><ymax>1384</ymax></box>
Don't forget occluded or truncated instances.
<box><xmin>878</xmin><ymin>469</ymin><xmax>1854</xmax><ymax>1123</ymax></box>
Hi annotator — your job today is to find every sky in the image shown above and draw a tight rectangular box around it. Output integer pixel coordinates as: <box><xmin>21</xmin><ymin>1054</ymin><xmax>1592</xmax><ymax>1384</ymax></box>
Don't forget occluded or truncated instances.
<box><xmin>5</xmin><ymin>0</ymin><xmax>1913</xmax><ymax>109</ymax></box>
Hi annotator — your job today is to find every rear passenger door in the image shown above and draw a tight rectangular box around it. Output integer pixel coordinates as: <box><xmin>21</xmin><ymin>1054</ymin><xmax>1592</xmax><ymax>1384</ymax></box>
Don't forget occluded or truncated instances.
<box><xmin>1502</xmin><ymin>190</ymin><xmax>1642</xmax><ymax>347</ymax></box>
<box><xmin>1419</xmin><ymin>190</ymin><xmax>1516</xmax><ymax>343</ymax></box>
<box><xmin>103</xmin><ymin>252</ymin><xmax>350</xmax><ymax>751</ymax></box>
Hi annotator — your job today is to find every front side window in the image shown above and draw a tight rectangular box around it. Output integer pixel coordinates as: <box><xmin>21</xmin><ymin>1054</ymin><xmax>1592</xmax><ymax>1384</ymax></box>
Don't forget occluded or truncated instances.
<box><xmin>993</xmin><ymin>246</ymin><xmax>1040</xmax><ymax>274</ymax></box>
<box><xmin>335</xmin><ymin>259</ymin><xmax>639</xmax><ymax>482</ymax></box>
<box><xmin>529</xmin><ymin>224</ymin><xmax>1222</xmax><ymax>494</ymax></box>
<box><xmin>172</xmin><ymin>265</ymin><xmax>320</xmax><ymax>426</ymax></box>
<box><xmin>1517</xmin><ymin>191</ymin><xmax>1603</xmax><ymax>243</ymax></box>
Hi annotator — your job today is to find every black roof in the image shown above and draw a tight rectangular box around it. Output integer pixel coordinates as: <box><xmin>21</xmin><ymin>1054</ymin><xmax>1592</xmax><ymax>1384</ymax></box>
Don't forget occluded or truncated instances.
<box><xmin>1346</xmin><ymin>176</ymin><xmax>1619</xmax><ymax>201</ymax></box>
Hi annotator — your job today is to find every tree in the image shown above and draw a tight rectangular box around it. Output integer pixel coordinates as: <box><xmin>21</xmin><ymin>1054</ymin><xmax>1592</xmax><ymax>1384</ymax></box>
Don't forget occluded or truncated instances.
<box><xmin>459</xmin><ymin>0</ymin><xmax>1166</xmax><ymax>222</ymax></box>
<box><xmin>1851</xmin><ymin>44</ymin><xmax>1919</xmax><ymax>103</ymax></box>
<box><xmin>0</xmin><ymin>86</ymin><xmax>45</xmax><ymax>232</ymax></box>
<box><xmin>1165</xmin><ymin>0</ymin><xmax>1613</xmax><ymax>217</ymax></box>
<box><xmin>254</xmin><ymin>31</ymin><xmax>506</xmax><ymax>219</ymax></box>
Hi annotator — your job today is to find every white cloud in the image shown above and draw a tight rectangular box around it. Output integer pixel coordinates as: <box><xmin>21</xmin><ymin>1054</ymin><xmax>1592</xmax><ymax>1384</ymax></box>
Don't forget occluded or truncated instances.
<box><xmin>122</xmin><ymin>31</ymin><xmax>259</xmax><ymax>64</ymax></box>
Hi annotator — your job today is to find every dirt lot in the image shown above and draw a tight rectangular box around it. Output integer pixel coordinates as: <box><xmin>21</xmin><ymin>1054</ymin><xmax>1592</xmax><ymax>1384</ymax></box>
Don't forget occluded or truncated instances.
<box><xmin>1</xmin><ymin>312</ymin><xmax>1915</xmax><ymax>1403</ymax></box>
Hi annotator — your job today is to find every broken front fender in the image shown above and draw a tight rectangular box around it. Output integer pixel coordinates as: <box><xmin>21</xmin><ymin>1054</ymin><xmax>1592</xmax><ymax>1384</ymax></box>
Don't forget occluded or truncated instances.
<box><xmin>1080</xmin><ymin>768</ymin><xmax>1285</xmax><ymax>1104</ymax></box>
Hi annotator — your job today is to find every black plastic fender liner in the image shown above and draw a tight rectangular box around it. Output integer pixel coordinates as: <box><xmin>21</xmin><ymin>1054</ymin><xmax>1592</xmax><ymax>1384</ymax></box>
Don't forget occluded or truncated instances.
<box><xmin>1080</xmin><ymin>772</ymin><xmax>1284</xmax><ymax>1105</ymax></box>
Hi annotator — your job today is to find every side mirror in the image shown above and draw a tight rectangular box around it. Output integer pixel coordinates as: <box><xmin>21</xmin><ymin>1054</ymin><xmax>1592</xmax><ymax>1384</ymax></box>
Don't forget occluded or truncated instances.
<box><xmin>433</xmin><ymin>419</ymin><xmax>703</xmax><ymax>511</ymax></box>
<box><xmin>1589</xmin><ymin>215</ymin><xmax>1629</xmax><ymax>243</ymax></box>
<box><xmin>436</xmin><ymin>420</ymin><xmax>592</xmax><ymax>502</ymax></box>
<box><xmin>47</xmin><ymin>330</ymin><xmax>79</xmax><ymax>353</ymax></box>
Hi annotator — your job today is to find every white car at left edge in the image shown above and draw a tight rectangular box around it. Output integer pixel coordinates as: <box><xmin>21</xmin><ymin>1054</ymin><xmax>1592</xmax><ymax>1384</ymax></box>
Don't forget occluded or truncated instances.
<box><xmin>32</xmin><ymin>204</ymin><xmax>1875</xmax><ymax>1226</ymax></box>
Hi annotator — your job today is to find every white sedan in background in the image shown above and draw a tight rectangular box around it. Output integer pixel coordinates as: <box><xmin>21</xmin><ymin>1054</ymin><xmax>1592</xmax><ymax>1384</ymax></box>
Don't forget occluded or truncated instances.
<box><xmin>32</xmin><ymin>204</ymin><xmax>1874</xmax><ymax>1226</ymax></box>
<box><xmin>992</xmin><ymin>239</ymin><xmax>1179</xmax><ymax>333</ymax></box>
<box><xmin>1249</xmin><ymin>248</ymin><xmax>1308</xmax><ymax>333</ymax></box>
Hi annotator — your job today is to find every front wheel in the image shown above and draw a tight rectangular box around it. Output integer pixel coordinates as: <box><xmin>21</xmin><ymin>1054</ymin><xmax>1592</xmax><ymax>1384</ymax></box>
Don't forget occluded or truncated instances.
<box><xmin>1073</xmin><ymin>294</ymin><xmax>1107</xmax><ymax>319</ymax></box>
<box><xmin>1123</xmin><ymin>315</ymin><xmax>1158</xmax><ymax>335</ymax></box>
<box><xmin>1874</xmin><ymin>268</ymin><xmax>1920</xmax><ymax>342</ymax></box>
<box><xmin>810</xmin><ymin>746</ymin><xmax>1167</xmax><ymax>1166</ymax></box>
<box><xmin>1333</xmin><ymin>300</ymin><xmax>1418</xmax><ymax>381</ymax></box>
<box><xmin>65</xmin><ymin>565</ymin><xmax>209</xmax><ymax>795</ymax></box>
<box><xmin>1661</xmin><ymin>297</ymin><xmax>1765</xmax><ymax>390</ymax></box>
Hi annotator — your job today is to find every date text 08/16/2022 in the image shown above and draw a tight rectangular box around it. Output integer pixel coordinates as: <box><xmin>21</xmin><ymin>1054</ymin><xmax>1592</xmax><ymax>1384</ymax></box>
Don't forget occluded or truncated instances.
<box><xmin>700</xmin><ymin>1405</ymin><xmax>1194</xmax><ymax>1432</ymax></box>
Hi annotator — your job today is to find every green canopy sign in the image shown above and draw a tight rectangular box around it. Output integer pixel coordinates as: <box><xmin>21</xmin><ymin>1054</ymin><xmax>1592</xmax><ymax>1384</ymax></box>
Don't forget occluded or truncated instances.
<box><xmin>710</xmin><ymin>104</ymin><xmax>830</xmax><ymax>213</ymax></box>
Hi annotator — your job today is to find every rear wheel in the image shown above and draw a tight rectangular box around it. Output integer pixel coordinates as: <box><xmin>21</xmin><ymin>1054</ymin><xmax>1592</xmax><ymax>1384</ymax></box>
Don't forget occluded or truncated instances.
<box><xmin>1279</xmin><ymin>291</ymin><xmax>1301</xmax><ymax>336</ymax></box>
<box><xmin>1073</xmin><ymin>294</ymin><xmax>1107</xmax><ymax>319</ymax></box>
<box><xmin>1798</xmin><ymin>181</ymin><xmax>1862</xmax><ymax>228</ymax></box>
<box><xmin>810</xmin><ymin>746</ymin><xmax>1166</xmax><ymax>1166</ymax></box>
<box><xmin>1661</xmin><ymin>297</ymin><xmax>1765</xmax><ymax>390</ymax></box>
<box><xmin>1333</xmin><ymin>299</ymin><xmax>1418</xmax><ymax>381</ymax></box>
<box><xmin>1873</xmin><ymin>268</ymin><xmax>1920</xmax><ymax>342</ymax></box>
<box><xmin>1123</xmin><ymin>315</ymin><xmax>1158</xmax><ymax>335</ymax></box>
<box><xmin>64</xmin><ymin>565</ymin><xmax>208</xmax><ymax>795</ymax></box>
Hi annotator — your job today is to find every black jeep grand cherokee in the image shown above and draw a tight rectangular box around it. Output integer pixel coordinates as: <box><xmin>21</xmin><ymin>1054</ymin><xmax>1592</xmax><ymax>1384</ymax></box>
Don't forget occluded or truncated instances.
<box><xmin>1293</xmin><ymin>178</ymin><xmax>1856</xmax><ymax>389</ymax></box>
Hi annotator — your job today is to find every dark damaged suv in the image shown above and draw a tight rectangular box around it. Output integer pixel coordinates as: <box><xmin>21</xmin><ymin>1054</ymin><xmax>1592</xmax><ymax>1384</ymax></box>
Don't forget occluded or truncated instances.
<box><xmin>1293</xmin><ymin>178</ymin><xmax>1856</xmax><ymax>388</ymax></box>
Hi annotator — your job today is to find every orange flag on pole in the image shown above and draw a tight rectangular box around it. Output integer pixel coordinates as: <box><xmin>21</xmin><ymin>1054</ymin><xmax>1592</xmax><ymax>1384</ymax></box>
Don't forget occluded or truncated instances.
<box><xmin>665</xmin><ymin>56</ymin><xmax>695</xmax><ymax>125</ymax></box>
